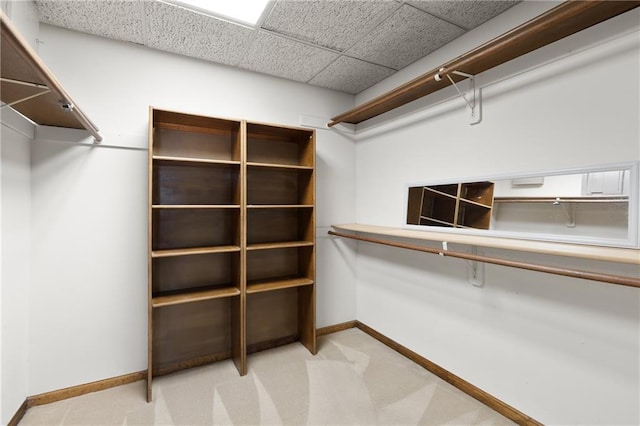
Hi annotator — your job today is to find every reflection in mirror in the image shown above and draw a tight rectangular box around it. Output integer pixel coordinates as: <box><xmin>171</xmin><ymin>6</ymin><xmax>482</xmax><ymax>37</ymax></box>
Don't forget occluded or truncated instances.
<box><xmin>405</xmin><ymin>163</ymin><xmax>638</xmax><ymax>248</ymax></box>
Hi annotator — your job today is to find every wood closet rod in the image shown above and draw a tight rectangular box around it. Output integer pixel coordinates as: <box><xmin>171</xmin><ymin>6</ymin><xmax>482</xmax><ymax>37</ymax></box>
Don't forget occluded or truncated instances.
<box><xmin>328</xmin><ymin>230</ymin><xmax>640</xmax><ymax>289</ymax></box>
<box><xmin>328</xmin><ymin>0</ymin><xmax>640</xmax><ymax>127</ymax></box>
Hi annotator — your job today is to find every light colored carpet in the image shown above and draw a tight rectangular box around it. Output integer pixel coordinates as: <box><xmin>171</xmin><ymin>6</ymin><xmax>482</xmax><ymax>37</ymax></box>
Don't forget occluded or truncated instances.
<box><xmin>19</xmin><ymin>328</ymin><xmax>514</xmax><ymax>425</ymax></box>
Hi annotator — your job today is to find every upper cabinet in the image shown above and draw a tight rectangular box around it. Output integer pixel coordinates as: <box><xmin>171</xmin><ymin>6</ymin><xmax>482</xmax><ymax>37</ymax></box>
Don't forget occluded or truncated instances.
<box><xmin>0</xmin><ymin>10</ymin><xmax>102</xmax><ymax>141</ymax></box>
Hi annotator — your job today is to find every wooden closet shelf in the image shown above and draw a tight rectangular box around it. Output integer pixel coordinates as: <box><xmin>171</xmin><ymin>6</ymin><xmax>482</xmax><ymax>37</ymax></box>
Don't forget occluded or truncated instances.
<box><xmin>247</xmin><ymin>277</ymin><xmax>315</xmax><ymax>294</ymax></box>
<box><xmin>494</xmin><ymin>196</ymin><xmax>629</xmax><ymax>204</ymax></box>
<box><xmin>247</xmin><ymin>241</ymin><xmax>314</xmax><ymax>251</ymax></box>
<box><xmin>459</xmin><ymin>198</ymin><xmax>492</xmax><ymax>209</ymax></box>
<box><xmin>154</xmin><ymin>121</ymin><xmax>236</xmax><ymax>136</ymax></box>
<box><xmin>152</xmin><ymin>286</ymin><xmax>240</xmax><ymax>308</ymax></box>
<box><xmin>328</xmin><ymin>1</ymin><xmax>640</xmax><ymax>127</ymax></box>
<box><xmin>152</xmin><ymin>156</ymin><xmax>241</xmax><ymax>166</ymax></box>
<box><xmin>1</xmin><ymin>11</ymin><xmax>102</xmax><ymax>141</ymax></box>
<box><xmin>332</xmin><ymin>223</ymin><xmax>640</xmax><ymax>265</ymax></box>
<box><xmin>247</xmin><ymin>162</ymin><xmax>313</xmax><ymax>171</ymax></box>
<box><xmin>151</xmin><ymin>245</ymin><xmax>241</xmax><ymax>258</ymax></box>
<box><xmin>247</xmin><ymin>204</ymin><xmax>314</xmax><ymax>209</ymax></box>
<box><xmin>420</xmin><ymin>217</ymin><xmax>454</xmax><ymax>227</ymax></box>
<box><xmin>152</xmin><ymin>204</ymin><xmax>240</xmax><ymax>209</ymax></box>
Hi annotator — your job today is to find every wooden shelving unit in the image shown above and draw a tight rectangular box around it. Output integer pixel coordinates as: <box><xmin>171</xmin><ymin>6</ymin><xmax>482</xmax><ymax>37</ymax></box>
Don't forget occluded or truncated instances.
<box><xmin>245</xmin><ymin>121</ymin><xmax>316</xmax><ymax>359</ymax></box>
<box><xmin>0</xmin><ymin>10</ymin><xmax>102</xmax><ymax>141</ymax></box>
<box><xmin>407</xmin><ymin>182</ymin><xmax>494</xmax><ymax>230</ymax></box>
<box><xmin>148</xmin><ymin>109</ymin><xmax>316</xmax><ymax>401</ymax></box>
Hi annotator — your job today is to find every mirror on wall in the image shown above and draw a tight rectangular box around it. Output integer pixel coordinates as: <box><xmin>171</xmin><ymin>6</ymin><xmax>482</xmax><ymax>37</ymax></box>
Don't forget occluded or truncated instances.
<box><xmin>405</xmin><ymin>162</ymin><xmax>639</xmax><ymax>248</ymax></box>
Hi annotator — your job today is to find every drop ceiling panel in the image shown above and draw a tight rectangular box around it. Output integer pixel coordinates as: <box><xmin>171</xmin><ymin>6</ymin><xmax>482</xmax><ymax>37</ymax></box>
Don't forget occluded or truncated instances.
<box><xmin>144</xmin><ymin>1</ymin><xmax>255</xmax><ymax>66</ymax></box>
<box><xmin>262</xmin><ymin>0</ymin><xmax>400</xmax><ymax>52</ymax></box>
<box><xmin>36</xmin><ymin>0</ymin><xmax>146</xmax><ymax>44</ymax></box>
<box><xmin>345</xmin><ymin>4</ymin><xmax>465</xmax><ymax>70</ymax></box>
<box><xmin>309</xmin><ymin>56</ymin><xmax>395</xmax><ymax>95</ymax></box>
<box><xmin>238</xmin><ymin>31</ymin><xmax>339</xmax><ymax>83</ymax></box>
<box><xmin>32</xmin><ymin>0</ymin><xmax>523</xmax><ymax>95</ymax></box>
<box><xmin>407</xmin><ymin>0</ymin><xmax>520</xmax><ymax>30</ymax></box>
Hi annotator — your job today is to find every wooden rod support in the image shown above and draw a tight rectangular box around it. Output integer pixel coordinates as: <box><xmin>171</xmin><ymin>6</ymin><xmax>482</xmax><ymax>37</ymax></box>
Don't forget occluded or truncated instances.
<box><xmin>328</xmin><ymin>230</ymin><xmax>640</xmax><ymax>289</ymax></box>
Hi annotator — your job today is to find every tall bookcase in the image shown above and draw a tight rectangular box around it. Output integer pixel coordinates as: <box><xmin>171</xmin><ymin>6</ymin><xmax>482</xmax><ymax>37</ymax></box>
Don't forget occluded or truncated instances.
<box><xmin>148</xmin><ymin>108</ymin><xmax>316</xmax><ymax>401</ymax></box>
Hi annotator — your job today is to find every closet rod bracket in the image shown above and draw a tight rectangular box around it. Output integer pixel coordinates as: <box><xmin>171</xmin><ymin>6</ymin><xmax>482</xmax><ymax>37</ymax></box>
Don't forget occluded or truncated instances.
<box><xmin>467</xmin><ymin>247</ymin><xmax>484</xmax><ymax>287</ymax></box>
<box><xmin>434</xmin><ymin>68</ymin><xmax>481</xmax><ymax>125</ymax></box>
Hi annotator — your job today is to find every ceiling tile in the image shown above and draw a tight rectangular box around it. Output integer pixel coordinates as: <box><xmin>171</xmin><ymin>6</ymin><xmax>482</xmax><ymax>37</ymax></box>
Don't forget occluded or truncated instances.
<box><xmin>238</xmin><ymin>31</ymin><xmax>339</xmax><ymax>83</ymax></box>
<box><xmin>144</xmin><ymin>1</ymin><xmax>255</xmax><ymax>66</ymax></box>
<box><xmin>35</xmin><ymin>0</ymin><xmax>146</xmax><ymax>44</ymax></box>
<box><xmin>309</xmin><ymin>56</ymin><xmax>394</xmax><ymax>94</ymax></box>
<box><xmin>407</xmin><ymin>0</ymin><xmax>520</xmax><ymax>30</ymax></box>
<box><xmin>346</xmin><ymin>4</ymin><xmax>465</xmax><ymax>70</ymax></box>
<box><xmin>262</xmin><ymin>0</ymin><xmax>400</xmax><ymax>52</ymax></box>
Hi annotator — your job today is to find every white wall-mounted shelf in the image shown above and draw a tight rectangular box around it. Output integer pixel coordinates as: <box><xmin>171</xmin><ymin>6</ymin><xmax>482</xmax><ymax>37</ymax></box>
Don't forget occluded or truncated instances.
<box><xmin>331</xmin><ymin>223</ymin><xmax>640</xmax><ymax>265</ymax></box>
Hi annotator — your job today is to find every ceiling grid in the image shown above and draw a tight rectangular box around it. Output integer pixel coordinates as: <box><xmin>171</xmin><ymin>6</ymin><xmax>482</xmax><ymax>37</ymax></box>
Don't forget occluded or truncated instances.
<box><xmin>34</xmin><ymin>0</ymin><xmax>520</xmax><ymax>95</ymax></box>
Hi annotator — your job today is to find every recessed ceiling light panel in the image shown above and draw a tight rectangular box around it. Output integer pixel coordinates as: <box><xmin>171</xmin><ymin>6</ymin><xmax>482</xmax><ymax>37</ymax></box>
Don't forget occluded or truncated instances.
<box><xmin>172</xmin><ymin>0</ymin><xmax>270</xmax><ymax>25</ymax></box>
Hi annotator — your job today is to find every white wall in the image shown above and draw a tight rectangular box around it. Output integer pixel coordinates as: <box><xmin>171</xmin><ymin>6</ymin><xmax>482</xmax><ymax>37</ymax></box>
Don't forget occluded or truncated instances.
<box><xmin>25</xmin><ymin>24</ymin><xmax>356</xmax><ymax>396</ymax></box>
<box><xmin>353</xmin><ymin>3</ymin><xmax>640</xmax><ymax>424</ymax></box>
<box><xmin>0</xmin><ymin>110</ymin><xmax>34</xmax><ymax>425</ymax></box>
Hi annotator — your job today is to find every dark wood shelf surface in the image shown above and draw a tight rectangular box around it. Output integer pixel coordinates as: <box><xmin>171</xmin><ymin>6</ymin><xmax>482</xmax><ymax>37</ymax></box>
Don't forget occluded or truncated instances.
<box><xmin>152</xmin><ymin>245</ymin><xmax>241</xmax><ymax>258</ymax></box>
<box><xmin>246</xmin><ymin>276</ymin><xmax>315</xmax><ymax>294</ymax></box>
<box><xmin>247</xmin><ymin>161</ymin><xmax>313</xmax><ymax>171</ymax></box>
<box><xmin>152</xmin><ymin>204</ymin><xmax>240</xmax><ymax>209</ymax></box>
<box><xmin>153</xmin><ymin>155</ymin><xmax>241</xmax><ymax>167</ymax></box>
<box><xmin>247</xmin><ymin>241</ymin><xmax>314</xmax><ymax>251</ymax></box>
<box><xmin>152</xmin><ymin>286</ymin><xmax>240</xmax><ymax>308</ymax></box>
<box><xmin>247</xmin><ymin>204</ymin><xmax>314</xmax><ymax>209</ymax></box>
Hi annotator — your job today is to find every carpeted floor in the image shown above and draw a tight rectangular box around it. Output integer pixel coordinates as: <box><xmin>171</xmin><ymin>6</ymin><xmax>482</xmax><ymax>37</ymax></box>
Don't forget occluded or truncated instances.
<box><xmin>20</xmin><ymin>328</ymin><xmax>514</xmax><ymax>425</ymax></box>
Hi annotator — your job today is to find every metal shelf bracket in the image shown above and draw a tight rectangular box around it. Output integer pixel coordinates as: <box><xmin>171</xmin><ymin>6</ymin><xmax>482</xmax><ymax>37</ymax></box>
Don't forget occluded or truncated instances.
<box><xmin>435</xmin><ymin>69</ymin><xmax>482</xmax><ymax>125</ymax></box>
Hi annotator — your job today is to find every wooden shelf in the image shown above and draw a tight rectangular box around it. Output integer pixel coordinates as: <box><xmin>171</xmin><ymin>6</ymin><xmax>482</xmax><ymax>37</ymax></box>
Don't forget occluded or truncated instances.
<box><xmin>152</xmin><ymin>205</ymin><xmax>240</xmax><ymax>209</ymax></box>
<box><xmin>152</xmin><ymin>245</ymin><xmax>240</xmax><ymax>258</ymax></box>
<box><xmin>494</xmin><ymin>196</ymin><xmax>629</xmax><ymax>204</ymax></box>
<box><xmin>153</xmin><ymin>156</ymin><xmax>241</xmax><ymax>166</ymax></box>
<box><xmin>1</xmin><ymin>10</ymin><xmax>101</xmax><ymax>140</ymax></box>
<box><xmin>459</xmin><ymin>198</ymin><xmax>492</xmax><ymax>209</ymax></box>
<box><xmin>154</xmin><ymin>120</ymin><xmax>236</xmax><ymax>136</ymax></box>
<box><xmin>247</xmin><ymin>241</ymin><xmax>314</xmax><ymax>251</ymax></box>
<box><xmin>420</xmin><ymin>216</ymin><xmax>454</xmax><ymax>227</ymax></box>
<box><xmin>153</xmin><ymin>286</ymin><xmax>240</xmax><ymax>308</ymax></box>
<box><xmin>247</xmin><ymin>277</ymin><xmax>315</xmax><ymax>294</ymax></box>
<box><xmin>328</xmin><ymin>1</ymin><xmax>640</xmax><ymax>127</ymax></box>
<box><xmin>331</xmin><ymin>223</ymin><xmax>640</xmax><ymax>265</ymax></box>
<box><xmin>247</xmin><ymin>162</ymin><xmax>314</xmax><ymax>171</ymax></box>
<box><xmin>247</xmin><ymin>204</ymin><xmax>314</xmax><ymax>209</ymax></box>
